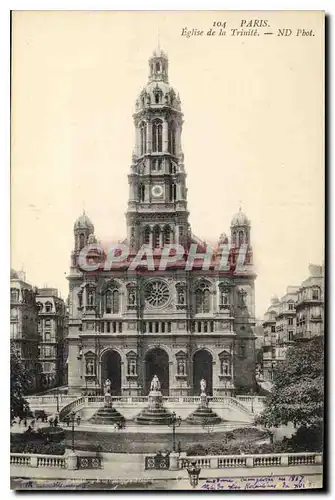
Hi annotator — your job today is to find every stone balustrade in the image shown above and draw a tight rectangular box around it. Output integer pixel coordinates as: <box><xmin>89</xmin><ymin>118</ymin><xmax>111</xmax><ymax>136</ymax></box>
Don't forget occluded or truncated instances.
<box><xmin>180</xmin><ymin>452</ymin><xmax>322</xmax><ymax>470</ymax></box>
<box><xmin>10</xmin><ymin>453</ymin><xmax>66</xmax><ymax>468</ymax></box>
<box><xmin>26</xmin><ymin>395</ymin><xmax>74</xmax><ymax>405</ymax></box>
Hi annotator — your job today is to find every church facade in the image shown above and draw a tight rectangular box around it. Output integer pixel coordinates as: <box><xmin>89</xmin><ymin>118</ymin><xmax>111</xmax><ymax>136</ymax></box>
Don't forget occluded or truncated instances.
<box><xmin>67</xmin><ymin>50</ymin><xmax>257</xmax><ymax>396</ymax></box>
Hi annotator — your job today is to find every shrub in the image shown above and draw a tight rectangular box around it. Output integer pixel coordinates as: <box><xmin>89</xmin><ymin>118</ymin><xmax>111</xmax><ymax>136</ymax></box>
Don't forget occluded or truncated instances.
<box><xmin>37</xmin><ymin>426</ymin><xmax>65</xmax><ymax>443</ymax></box>
<box><xmin>10</xmin><ymin>440</ymin><xmax>65</xmax><ymax>455</ymax></box>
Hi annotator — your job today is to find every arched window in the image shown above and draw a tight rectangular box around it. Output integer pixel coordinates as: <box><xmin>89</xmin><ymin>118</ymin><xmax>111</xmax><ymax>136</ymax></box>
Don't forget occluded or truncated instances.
<box><xmin>238</xmin><ymin>230</ymin><xmax>244</xmax><ymax>246</ymax></box>
<box><xmin>152</xmin><ymin>119</ymin><xmax>163</xmax><ymax>152</ymax></box>
<box><xmin>138</xmin><ymin>184</ymin><xmax>145</xmax><ymax>202</ymax></box>
<box><xmin>163</xmin><ymin>226</ymin><xmax>171</xmax><ymax>245</ymax></box>
<box><xmin>195</xmin><ymin>281</ymin><xmax>211</xmax><ymax>314</ymax></box>
<box><xmin>168</xmin><ymin>121</ymin><xmax>176</xmax><ymax>155</ymax></box>
<box><xmin>169</xmin><ymin>183</ymin><xmax>177</xmax><ymax>201</ymax></box>
<box><xmin>195</xmin><ymin>289</ymin><xmax>203</xmax><ymax>314</ymax></box>
<box><xmin>153</xmin><ymin>226</ymin><xmax>160</xmax><ymax>248</ymax></box>
<box><xmin>105</xmin><ymin>288</ymin><xmax>119</xmax><ymax>314</ymax></box>
<box><xmin>156</xmin><ymin>62</ymin><xmax>160</xmax><ymax>72</ymax></box>
<box><xmin>140</xmin><ymin>122</ymin><xmax>147</xmax><ymax>155</ymax></box>
<box><xmin>203</xmin><ymin>289</ymin><xmax>210</xmax><ymax>313</ymax></box>
<box><xmin>154</xmin><ymin>93</ymin><xmax>160</xmax><ymax>104</ymax></box>
<box><xmin>144</xmin><ymin>226</ymin><xmax>151</xmax><ymax>245</ymax></box>
<box><xmin>79</xmin><ymin>233</ymin><xmax>85</xmax><ymax>249</ymax></box>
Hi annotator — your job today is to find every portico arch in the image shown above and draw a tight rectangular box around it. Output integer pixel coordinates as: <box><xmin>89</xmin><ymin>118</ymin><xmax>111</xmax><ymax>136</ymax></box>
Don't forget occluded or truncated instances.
<box><xmin>192</xmin><ymin>348</ymin><xmax>213</xmax><ymax>396</ymax></box>
<box><xmin>144</xmin><ymin>347</ymin><xmax>169</xmax><ymax>396</ymax></box>
<box><xmin>100</xmin><ymin>349</ymin><xmax>122</xmax><ymax>395</ymax></box>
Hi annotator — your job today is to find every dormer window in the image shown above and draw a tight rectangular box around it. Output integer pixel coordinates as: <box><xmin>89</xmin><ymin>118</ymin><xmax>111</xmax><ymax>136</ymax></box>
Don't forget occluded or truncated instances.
<box><xmin>45</xmin><ymin>301</ymin><xmax>52</xmax><ymax>313</ymax></box>
<box><xmin>156</xmin><ymin>62</ymin><xmax>160</xmax><ymax>72</ymax></box>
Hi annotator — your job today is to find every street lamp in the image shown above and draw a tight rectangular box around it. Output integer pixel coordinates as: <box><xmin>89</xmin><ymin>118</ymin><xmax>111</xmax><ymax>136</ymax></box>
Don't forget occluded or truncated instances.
<box><xmin>56</xmin><ymin>386</ymin><xmax>60</xmax><ymax>414</ymax></box>
<box><xmin>168</xmin><ymin>412</ymin><xmax>182</xmax><ymax>452</ymax></box>
<box><xmin>186</xmin><ymin>460</ymin><xmax>201</xmax><ymax>488</ymax></box>
<box><xmin>69</xmin><ymin>411</ymin><xmax>77</xmax><ymax>451</ymax></box>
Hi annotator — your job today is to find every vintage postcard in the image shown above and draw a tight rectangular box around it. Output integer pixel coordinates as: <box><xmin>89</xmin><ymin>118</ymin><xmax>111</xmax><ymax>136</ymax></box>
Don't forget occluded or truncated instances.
<box><xmin>10</xmin><ymin>10</ymin><xmax>324</xmax><ymax>491</ymax></box>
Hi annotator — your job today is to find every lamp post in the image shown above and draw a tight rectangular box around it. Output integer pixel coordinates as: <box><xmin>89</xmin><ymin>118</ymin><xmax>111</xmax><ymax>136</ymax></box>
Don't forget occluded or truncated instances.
<box><xmin>186</xmin><ymin>460</ymin><xmax>201</xmax><ymax>488</ymax></box>
<box><xmin>168</xmin><ymin>411</ymin><xmax>182</xmax><ymax>452</ymax></box>
<box><xmin>56</xmin><ymin>386</ymin><xmax>60</xmax><ymax>414</ymax></box>
<box><xmin>69</xmin><ymin>411</ymin><xmax>77</xmax><ymax>451</ymax></box>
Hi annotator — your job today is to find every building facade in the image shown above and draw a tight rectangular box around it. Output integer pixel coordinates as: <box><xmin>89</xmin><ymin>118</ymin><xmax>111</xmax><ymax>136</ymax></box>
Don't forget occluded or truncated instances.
<box><xmin>10</xmin><ymin>269</ymin><xmax>40</xmax><ymax>391</ymax></box>
<box><xmin>295</xmin><ymin>265</ymin><xmax>324</xmax><ymax>341</ymax></box>
<box><xmin>262</xmin><ymin>265</ymin><xmax>324</xmax><ymax>382</ymax></box>
<box><xmin>67</xmin><ymin>50</ymin><xmax>257</xmax><ymax>396</ymax></box>
<box><xmin>36</xmin><ymin>288</ymin><xmax>67</xmax><ymax>389</ymax></box>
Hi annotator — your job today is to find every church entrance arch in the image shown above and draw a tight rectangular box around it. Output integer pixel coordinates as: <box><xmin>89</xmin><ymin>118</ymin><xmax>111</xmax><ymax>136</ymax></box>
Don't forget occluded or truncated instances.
<box><xmin>145</xmin><ymin>348</ymin><xmax>169</xmax><ymax>396</ymax></box>
<box><xmin>101</xmin><ymin>350</ymin><xmax>122</xmax><ymax>396</ymax></box>
<box><xmin>192</xmin><ymin>349</ymin><xmax>213</xmax><ymax>396</ymax></box>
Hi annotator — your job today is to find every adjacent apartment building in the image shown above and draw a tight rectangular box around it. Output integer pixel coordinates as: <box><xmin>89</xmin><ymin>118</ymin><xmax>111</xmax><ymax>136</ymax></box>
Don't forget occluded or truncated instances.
<box><xmin>10</xmin><ymin>269</ymin><xmax>40</xmax><ymax>391</ymax></box>
<box><xmin>262</xmin><ymin>264</ymin><xmax>324</xmax><ymax>382</ymax></box>
<box><xmin>36</xmin><ymin>288</ymin><xmax>68</xmax><ymax>389</ymax></box>
<box><xmin>10</xmin><ymin>269</ymin><xmax>68</xmax><ymax>392</ymax></box>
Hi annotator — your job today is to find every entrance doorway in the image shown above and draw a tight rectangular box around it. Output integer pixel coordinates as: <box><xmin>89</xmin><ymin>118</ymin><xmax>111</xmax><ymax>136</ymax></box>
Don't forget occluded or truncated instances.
<box><xmin>193</xmin><ymin>349</ymin><xmax>213</xmax><ymax>396</ymax></box>
<box><xmin>101</xmin><ymin>350</ymin><xmax>122</xmax><ymax>395</ymax></box>
<box><xmin>145</xmin><ymin>348</ymin><xmax>169</xmax><ymax>396</ymax></box>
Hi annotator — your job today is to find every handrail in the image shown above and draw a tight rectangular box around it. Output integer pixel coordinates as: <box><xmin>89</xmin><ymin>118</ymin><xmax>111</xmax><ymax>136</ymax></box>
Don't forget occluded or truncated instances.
<box><xmin>181</xmin><ymin>452</ymin><xmax>322</xmax><ymax>469</ymax></box>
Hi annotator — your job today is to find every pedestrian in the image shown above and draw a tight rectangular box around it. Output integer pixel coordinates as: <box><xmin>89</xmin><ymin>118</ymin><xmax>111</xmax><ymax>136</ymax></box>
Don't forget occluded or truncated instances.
<box><xmin>49</xmin><ymin>417</ymin><xmax>54</xmax><ymax>427</ymax></box>
<box><xmin>23</xmin><ymin>419</ymin><xmax>27</xmax><ymax>427</ymax></box>
<box><xmin>76</xmin><ymin>415</ymin><xmax>81</xmax><ymax>426</ymax></box>
<box><xmin>54</xmin><ymin>416</ymin><xmax>58</xmax><ymax>427</ymax></box>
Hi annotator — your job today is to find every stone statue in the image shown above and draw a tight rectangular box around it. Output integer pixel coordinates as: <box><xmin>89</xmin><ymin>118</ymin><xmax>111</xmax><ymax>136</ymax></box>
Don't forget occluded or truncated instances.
<box><xmin>128</xmin><ymin>290</ymin><xmax>135</xmax><ymax>305</ymax></box>
<box><xmin>150</xmin><ymin>375</ymin><xmax>161</xmax><ymax>392</ymax></box>
<box><xmin>178</xmin><ymin>361</ymin><xmax>185</xmax><ymax>375</ymax></box>
<box><xmin>88</xmin><ymin>233</ymin><xmax>97</xmax><ymax>244</ymax></box>
<box><xmin>200</xmin><ymin>378</ymin><xmax>206</xmax><ymax>394</ymax></box>
<box><xmin>104</xmin><ymin>378</ymin><xmax>112</xmax><ymax>395</ymax></box>
<box><xmin>86</xmin><ymin>359</ymin><xmax>95</xmax><ymax>375</ymax></box>
<box><xmin>178</xmin><ymin>289</ymin><xmax>185</xmax><ymax>304</ymax></box>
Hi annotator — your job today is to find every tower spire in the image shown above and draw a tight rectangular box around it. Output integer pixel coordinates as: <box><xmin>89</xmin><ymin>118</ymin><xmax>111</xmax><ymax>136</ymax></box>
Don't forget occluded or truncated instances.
<box><xmin>157</xmin><ymin>28</ymin><xmax>161</xmax><ymax>52</ymax></box>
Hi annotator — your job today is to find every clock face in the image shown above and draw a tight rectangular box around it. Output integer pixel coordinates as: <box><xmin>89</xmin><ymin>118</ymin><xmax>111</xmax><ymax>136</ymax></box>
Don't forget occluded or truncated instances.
<box><xmin>151</xmin><ymin>185</ymin><xmax>163</xmax><ymax>198</ymax></box>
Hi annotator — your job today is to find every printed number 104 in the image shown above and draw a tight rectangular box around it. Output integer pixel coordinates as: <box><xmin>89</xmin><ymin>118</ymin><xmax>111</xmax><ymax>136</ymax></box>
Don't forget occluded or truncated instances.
<box><xmin>213</xmin><ymin>21</ymin><xmax>227</xmax><ymax>28</ymax></box>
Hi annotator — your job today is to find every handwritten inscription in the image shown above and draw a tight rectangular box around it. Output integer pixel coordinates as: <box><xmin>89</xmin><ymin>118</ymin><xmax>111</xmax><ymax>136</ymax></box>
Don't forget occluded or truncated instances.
<box><xmin>201</xmin><ymin>475</ymin><xmax>316</xmax><ymax>490</ymax></box>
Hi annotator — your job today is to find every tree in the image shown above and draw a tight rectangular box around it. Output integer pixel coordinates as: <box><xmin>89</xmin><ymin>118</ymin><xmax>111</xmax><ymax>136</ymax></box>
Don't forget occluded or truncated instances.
<box><xmin>10</xmin><ymin>342</ymin><xmax>32</xmax><ymax>420</ymax></box>
<box><xmin>257</xmin><ymin>336</ymin><xmax>324</xmax><ymax>429</ymax></box>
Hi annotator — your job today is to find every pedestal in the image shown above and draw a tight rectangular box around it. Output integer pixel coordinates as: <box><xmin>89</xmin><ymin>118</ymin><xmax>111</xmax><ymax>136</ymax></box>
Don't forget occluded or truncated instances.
<box><xmin>185</xmin><ymin>392</ymin><xmax>222</xmax><ymax>425</ymax></box>
<box><xmin>135</xmin><ymin>390</ymin><xmax>172</xmax><ymax>425</ymax></box>
<box><xmin>169</xmin><ymin>452</ymin><xmax>180</xmax><ymax>471</ymax></box>
<box><xmin>65</xmin><ymin>449</ymin><xmax>78</xmax><ymax>470</ymax></box>
<box><xmin>200</xmin><ymin>393</ymin><xmax>207</xmax><ymax>408</ymax></box>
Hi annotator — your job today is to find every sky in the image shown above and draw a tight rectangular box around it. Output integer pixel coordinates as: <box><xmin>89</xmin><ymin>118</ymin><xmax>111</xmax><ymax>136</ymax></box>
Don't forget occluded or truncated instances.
<box><xmin>11</xmin><ymin>11</ymin><xmax>324</xmax><ymax>318</ymax></box>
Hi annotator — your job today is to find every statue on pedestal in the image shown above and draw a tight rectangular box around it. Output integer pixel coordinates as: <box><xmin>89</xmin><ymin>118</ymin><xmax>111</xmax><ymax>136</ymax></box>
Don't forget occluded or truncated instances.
<box><xmin>200</xmin><ymin>378</ymin><xmax>206</xmax><ymax>395</ymax></box>
<box><xmin>104</xmin><ymin>378</ymin><xmax>112</xmax><ymax>396</ymax></box>
<box><xmin>150</xmin><ymin>375</ymin><xmax>161</xmax><ymax>392</ymax></box>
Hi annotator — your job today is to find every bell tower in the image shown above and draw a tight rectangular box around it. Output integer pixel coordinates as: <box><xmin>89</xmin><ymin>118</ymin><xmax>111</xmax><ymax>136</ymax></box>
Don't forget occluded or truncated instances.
<box><xmin>126</xmin><ymin>49</ymin><xmax>190</xmax><ymax>252</ymax></box>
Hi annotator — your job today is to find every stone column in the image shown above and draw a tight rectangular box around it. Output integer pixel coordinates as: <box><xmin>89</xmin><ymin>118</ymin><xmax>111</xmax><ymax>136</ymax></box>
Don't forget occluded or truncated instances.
<box><xmin>135</xmin><ymin>126</ymin><xmax>140</xmax><ymax>156</ymax></box>
<box><xmin>163</xmin><ymin>120</ymin><xmax>169</xmax><ymax>153</ymax></box>
<box><xmin>147</xmin><ymin>121</ymin><xmax>152</xmax><ymax>153</ymax></box>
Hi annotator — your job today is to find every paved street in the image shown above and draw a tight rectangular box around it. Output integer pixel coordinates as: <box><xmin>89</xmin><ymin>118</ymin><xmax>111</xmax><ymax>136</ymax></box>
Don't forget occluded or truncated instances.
<box><xmin>10</xmin><ymin>456</ymin><xmax>323</xmax><ymax>490</ymax></box>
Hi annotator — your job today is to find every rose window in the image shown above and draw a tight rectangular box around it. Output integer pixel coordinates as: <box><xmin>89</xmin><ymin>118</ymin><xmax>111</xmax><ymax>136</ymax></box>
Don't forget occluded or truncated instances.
<box><xmin>144</xmin><ymin>280</ymin><xmax>170</xmax><ymax>307</ymax></box>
